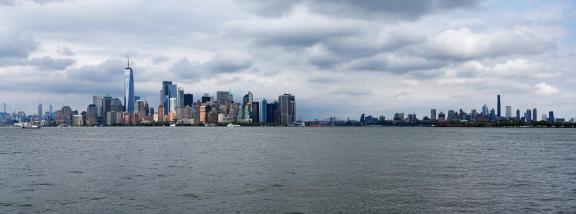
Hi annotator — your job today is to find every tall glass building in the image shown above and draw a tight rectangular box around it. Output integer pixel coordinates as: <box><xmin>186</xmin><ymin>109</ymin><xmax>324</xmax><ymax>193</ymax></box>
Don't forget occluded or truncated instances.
<box><xmin>124</xmin><ymin>60</ymin><xmax>135</xmax><ymax>113</ymax></box>
<box><xmin>260</xmin><ymin>99</ymin><xmax>267</xmax><ymax>123</ymax></box>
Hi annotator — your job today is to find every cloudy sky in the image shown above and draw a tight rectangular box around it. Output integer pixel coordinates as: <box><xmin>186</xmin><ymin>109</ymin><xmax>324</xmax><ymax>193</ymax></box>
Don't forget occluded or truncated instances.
<box><xmin>1</xmin><ymin>0</ymin><xmax>575</xmax><ymax>120</ymax></box>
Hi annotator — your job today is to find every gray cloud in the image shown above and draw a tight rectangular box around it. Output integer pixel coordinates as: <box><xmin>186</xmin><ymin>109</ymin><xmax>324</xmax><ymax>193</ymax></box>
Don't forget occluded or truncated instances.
<box><xmin>26</xmin><ymin>56</ymin><xmax>75</xmax><ymax>70</ymax></box>
<box><xmin>332</xmin><ymin>87</ymin><xmax>372</xmax><ymax>96</ymax></box>
<box><xmin>171</xmin><ymin>51</ymin><xmax>252</xmax><ymax>81</ymax></box>
<box><xmin>0</xmin><ymin>0</ymin><xmax>65</xmax><ymax>6</ymax></box>
<box><xmin>0</xmin><ymin>31</ymin><xmax>38</xmax><ymax>64</ymax></box>
<box><xmin>242</xmin><ymin>0</ymin><xmax>481</xmax><ymax>19</ymax></box>
<box><xmin>66</xmin><ymin>59</ymin><xmax>124</xmax><ymax>82</ymax></box>
<box><xmin>347</xmin><ymin>54</ymin><xmax>446</xmax><ymax>76</ymax></box>
<box><xmin>57</xmin><ymin>46</ymin><xmax>74</xmax><ymax>56</ymax></box>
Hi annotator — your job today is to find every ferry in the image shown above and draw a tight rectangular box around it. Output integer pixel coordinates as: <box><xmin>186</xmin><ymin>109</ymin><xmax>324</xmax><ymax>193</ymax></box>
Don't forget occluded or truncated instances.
<box><xmin>22</xmin><ymin>123</ymin><xmax>41</xmax><ymax>129</ymax></box>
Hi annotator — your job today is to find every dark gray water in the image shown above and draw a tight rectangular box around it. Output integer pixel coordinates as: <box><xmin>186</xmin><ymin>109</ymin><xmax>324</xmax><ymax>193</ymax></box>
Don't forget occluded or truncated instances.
<box><xmin>0</xmin><ymin>127</ymin><xmax>575</xmax><ymax>213</ymax></box>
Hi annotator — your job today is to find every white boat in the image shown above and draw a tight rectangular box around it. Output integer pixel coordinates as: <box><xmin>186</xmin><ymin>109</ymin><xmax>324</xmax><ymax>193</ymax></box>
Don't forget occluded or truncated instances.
<box><xmin>226</xmin><ymin>123</ymin><xmax>240</xmax><ymax>127</ymax></box>
<box><xmin>169</xmin><ymin>123</ymin><xmax>176</xmax><ymax>127</ymax></box>
<box><xmin>22</xmin><ymin>123</ymin><xmax>41</xmax><ymax>129</ymax></box>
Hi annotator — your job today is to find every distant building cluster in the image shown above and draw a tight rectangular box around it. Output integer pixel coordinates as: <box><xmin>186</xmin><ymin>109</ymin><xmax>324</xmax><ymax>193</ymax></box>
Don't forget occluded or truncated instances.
<box><xmin>307</xmin><ymin>94</ymin><xmax>575</xmax><ymax>127</ymax></box>
<box><xmin>0</xmin><ymin>59</ymin><xmax>297</xmax><ymax>127</ymax></box>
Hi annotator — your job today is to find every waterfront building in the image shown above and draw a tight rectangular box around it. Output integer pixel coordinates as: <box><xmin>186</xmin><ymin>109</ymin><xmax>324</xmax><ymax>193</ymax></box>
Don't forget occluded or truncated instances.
<box><xmin>516</xmin><ymin>109</ymin><xmax>520</xmax><ymax>120</ymax></box>
<box><xmin>199</xmin><ymin>105</ymin><xmax>206</xmax><ymax>124</ymax></box>
<box><xmin>177</xmin><ymin>87</ymin><xmax>184</xmax><ymax>109</ymax></box>
<box><xmin>505</xmin><ymin>106</ymin><xmax>512</xmax><ymax>118</ymax></box>
<box><xmin>37</xmin><ymin>103</ymin><xmax>42</xmax><ymax>117</ymax></box>
<box><xmin>167</xmin><ymin>111</ymin><xmax>176</xmax><ymax>123</ymax></box>
<box><xmin>157</xmin><ymin>105</ymin><xmax>164</xmax><ymax>122</ymax></box>
<box><xmin>243</xmin><ymin>91</ymin><xmax>253</xmax><ymax>113</ymax></box>
<box><xmin>497</xmin><ymin>95</ymin><xmax>501</xmax><ymax>118</ymax></box>
<box><xmin>279</xmin><ymin>94</ymin><xmax>296</xmax><ymax>126</ymax></box>
<box><xmin>548</xmin><ymin>111</ymin><xmax>555</xmax><ymax>123</ymax></box>
<box><xmin>72</xmin><ymin>115</ymin><xmax>83</xmax><ymax>126</ymax></box>
<box><xmin>124</xmin><ymin>59</ymin><xmax>135</xmax><ymax>113</ymax></box>
<box><xmin>161</xmin><ymin>81</ymin><xmax>177</xmax><ymax>115</ymax></box>
<box><xmin>260</xmin><ymin>99</ymin><xmax>268</xmax><ymax>123</ymax></box>
<box><xmin>169</xmin><ymin>98</ymin><xmax>177</xmax><ymax>113</ymax></box>
<box><xmin>184</xmin><ymin>94</ymin><xmax>193</xmax><ymax>107</ymax></box>
<box><xmin>61</xmin><ymin>106</ymin><xmax>72</xmax><ymax>125</ymax></box>
<box><xmin>93</xmin><ymin>96</ymin><xmax>103</xmax><ymax>118</ymax></box>
<box><xmin>533</xmin><ymin>108</ymin><xmax>538</xmax><ymax>122</ymax></box>
<box><xmin>481</xmin><ymin>104</ymin><xmax>489</xmax><ymax>118</ymax></box>
<box><xmin>438</xmin><ymin>112</ymin><xmax>446</xmax><ymax>121</ymax></box>
<box><xmin>86</xmin><ymin>104</ymin><xmax>98</xmax><ymax>126</ymax></box>
<box><xmin>430</xmin><ymin>109</ymin><xmax>437</xmax><ymax>121</ymax></box>
<box><xmin>251</xmin><ymin>101</ymin><xmax>259</xmax><ymax>123</ymax></box>
<box><xmin>525</xmin><ymin>109</ymin><xmax>532</xmax><ymax>122</ymax></box>
<box><xmin>447</xmin><ymin>110</ymin><xmax>457</xmax><ymax>121</ymax></box>
<box><xmin>201</xmin><ymin>93</ymin><xmax>212</xmax><ymax>104</ymax></box>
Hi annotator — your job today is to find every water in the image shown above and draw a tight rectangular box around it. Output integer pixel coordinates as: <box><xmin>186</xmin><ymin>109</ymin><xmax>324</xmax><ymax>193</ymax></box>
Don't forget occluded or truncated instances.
<box><xmin>0</xmin><ymin>127</ymin><xmax>575</xmax><ymax>213</ymax></box>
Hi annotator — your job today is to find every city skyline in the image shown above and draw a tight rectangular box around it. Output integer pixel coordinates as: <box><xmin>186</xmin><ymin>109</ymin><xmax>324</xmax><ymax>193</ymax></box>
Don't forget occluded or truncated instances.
<box><xmin>1</xmin><ymin>0</ymin><xmax>575</xmax><ymax>120</ymax></box>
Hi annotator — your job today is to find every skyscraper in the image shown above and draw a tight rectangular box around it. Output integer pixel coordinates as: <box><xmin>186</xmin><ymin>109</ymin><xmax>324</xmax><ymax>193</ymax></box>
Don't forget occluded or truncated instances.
<box><xmin>124</xmin><ymin>58</ymin><xmax>135</xmax><ymax>113</ymax></box>
<box><xmin>525</xmin><ymin>109</ymin><xmax>532</xmax><ymax>122</ymax></box>
<box><xmin>87</xmin><ymin>104</ymin><xmax>98</xmax><ymax>126</ymax></box>
<box><xmin>201</xmin><ymin>93</ymin><xmax>212</xmax><ymax>104</ymax></box>
<box><xmin>251</xmin><ymin>101</ymin><xmax>259</xmax><ymax>123</ymax></box>
<box><xmin>37</xmin><ymin>103</ymin><xmax>42</xmax><ymax>117</ymax></box>
<box><xmin>430</xmin><ymin>109</ymin><xmax>437</xmax><ymax>121</ymax></box>
<box><xmin>169</xmin><ymin>98</ymin><xmax>177</xmax><ymax>113</ymax></box>
<box><xmin>260</xmin><ymin>99</ymin><xmax>268</xmax><ymax>123</ymax></box>
<box><xmin>516</xmin><ymin>109</ymin><xmax>520</xmax><ymax>119</ymax></box>
<box><xmin>497</xmin><ymin>95</ymin><xmax>501</xmax><ymax>118</ymax></box>
<box><xmin>48</xmin><ymin>103</ymin><xmax>53</xmax><ymax>120</ymax></box>
<box><xmin>243</xmin><ymin>91</ymin><xmax>253</xmax><ymax>112</ymax></box>
<box><xmin>183</xmin><ymin>94</ymin><xmax>193</xmax><ymax>107</ymax></box>
<box><xmin>102</xmin><ymin>95</ymin><xmax>112</xmax><ymax>123</ymax></box>
<box><xmin>161</xmin><ymin>81</ymin><xmax>177</xmax><ymax>114</ymax></box>
<box><xmin>481</xmin><ymin>104</ymin><xmax>489</xmax><ymax>118</ymax></box>
<box><xmin>279</xmin><ymin>94</ymin><xmax>296</xmax><ymax>126</ymax></box>
<box><xmin>505</xmin><ymin>106</ymin><xmax>512</xmax><ymax>118</ymax></box>
<box><xmin>93</xmin><ymin>96</ymin><xmax>103</xmax><ymax>118</ymax></box>
<box><xmin>216</xmin><ymin>91</ymin><xmax>228</xmax><ymax>103</ymax></box>
<box><xmin>532</xmin><ymin>108</ymin><xmax>537</xmax><ymax>122</ymax></box>
<box><xmin>177</xmin><ymin>87</ymin><xmax>184</xmax><ymax>109</ymax></box>
<box><xmin>548</xmin><ymin>111</ymin><xmax>555</xmax><ymax>123</ymax></box>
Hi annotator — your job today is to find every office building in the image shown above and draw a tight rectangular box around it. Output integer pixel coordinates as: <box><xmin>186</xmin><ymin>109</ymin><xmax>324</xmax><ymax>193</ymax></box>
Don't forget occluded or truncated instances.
<box><xmin>93</xmin><ymin>96</ymin><xmax>103</xmax><ymax>117</ymax></box>
<box><xmin>497</xmin><ymin>95</ymin><xmax>501</xmax><ymax>118</ymax></box>
<box><xmin>505</xmin><ymin>106</ymin><xmax>512</xmax><ymax>118</ymax></box>
<box><xmin>548</xmin><ymin>111</ymin><xmax>555</xmax><ymax>123</ymax></box>
<box><xmin>533</xmin><ymin>108</ymin><xmax>537</xmax><ymax>122</ymax></box>
<box><xmin>161</xmin><ymin>81</ymin><xmax>177</xmax><ymax>115</ymax></box>
<box><xmin>260</xmin><ymin>99</ymin><xmax>268</xmax><ymax>123</ymax></box>
<box><xmin>124</xmin><ymin>59</ymin><xmax>135</xmax><ymax>113</ymax></box>
<box><xmin>251</xmin><ymin>101</ymin><xmax>259</xmax><ymax>123</ymax></box>
<box><xmin>184</xmin><ymin>94</ymin><xmax>193</xmax><ymax>107</ymax></box>
<box><xmin>279</xmin><ymin>94</ymin><xmax>296</xmax><ymax>126</ymax></box>
<box><xmin>72</xmin><ymin>115</ymin><xmax>83</xmax><ymax>126</ymax></box>
<box><xmin>86</xmin><ymin>104</ymin><xmax>98</xmax><ymax>126</ymax></box>
<box><xmin>37</xmin><ymin>103</ymin><xmax>42</xmax><ymax>117</ymax></box>
<box><xmin>430</xmin><ymin>109</ymin><xmax>437</xmax><ymax>121</ymax></box>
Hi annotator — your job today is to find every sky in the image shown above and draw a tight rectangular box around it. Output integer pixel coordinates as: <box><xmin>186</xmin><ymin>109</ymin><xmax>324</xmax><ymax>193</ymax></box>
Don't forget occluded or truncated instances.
<box><xmin>0</xmin><ymin>0</ymin><xmax>575</xmax><ymax>120</ymax></box>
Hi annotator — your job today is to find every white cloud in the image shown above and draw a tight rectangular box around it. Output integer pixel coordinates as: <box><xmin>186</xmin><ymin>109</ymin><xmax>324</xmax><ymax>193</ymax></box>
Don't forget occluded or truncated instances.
<box><xmin>535</xmin><ymin>82</ymin><xmax>560</xmax><ymax>95</ymax></box>
<box><xmin>423</xmin><ymin>27</ymin><xmax>556</xmax><ymax>60</ymax></box>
